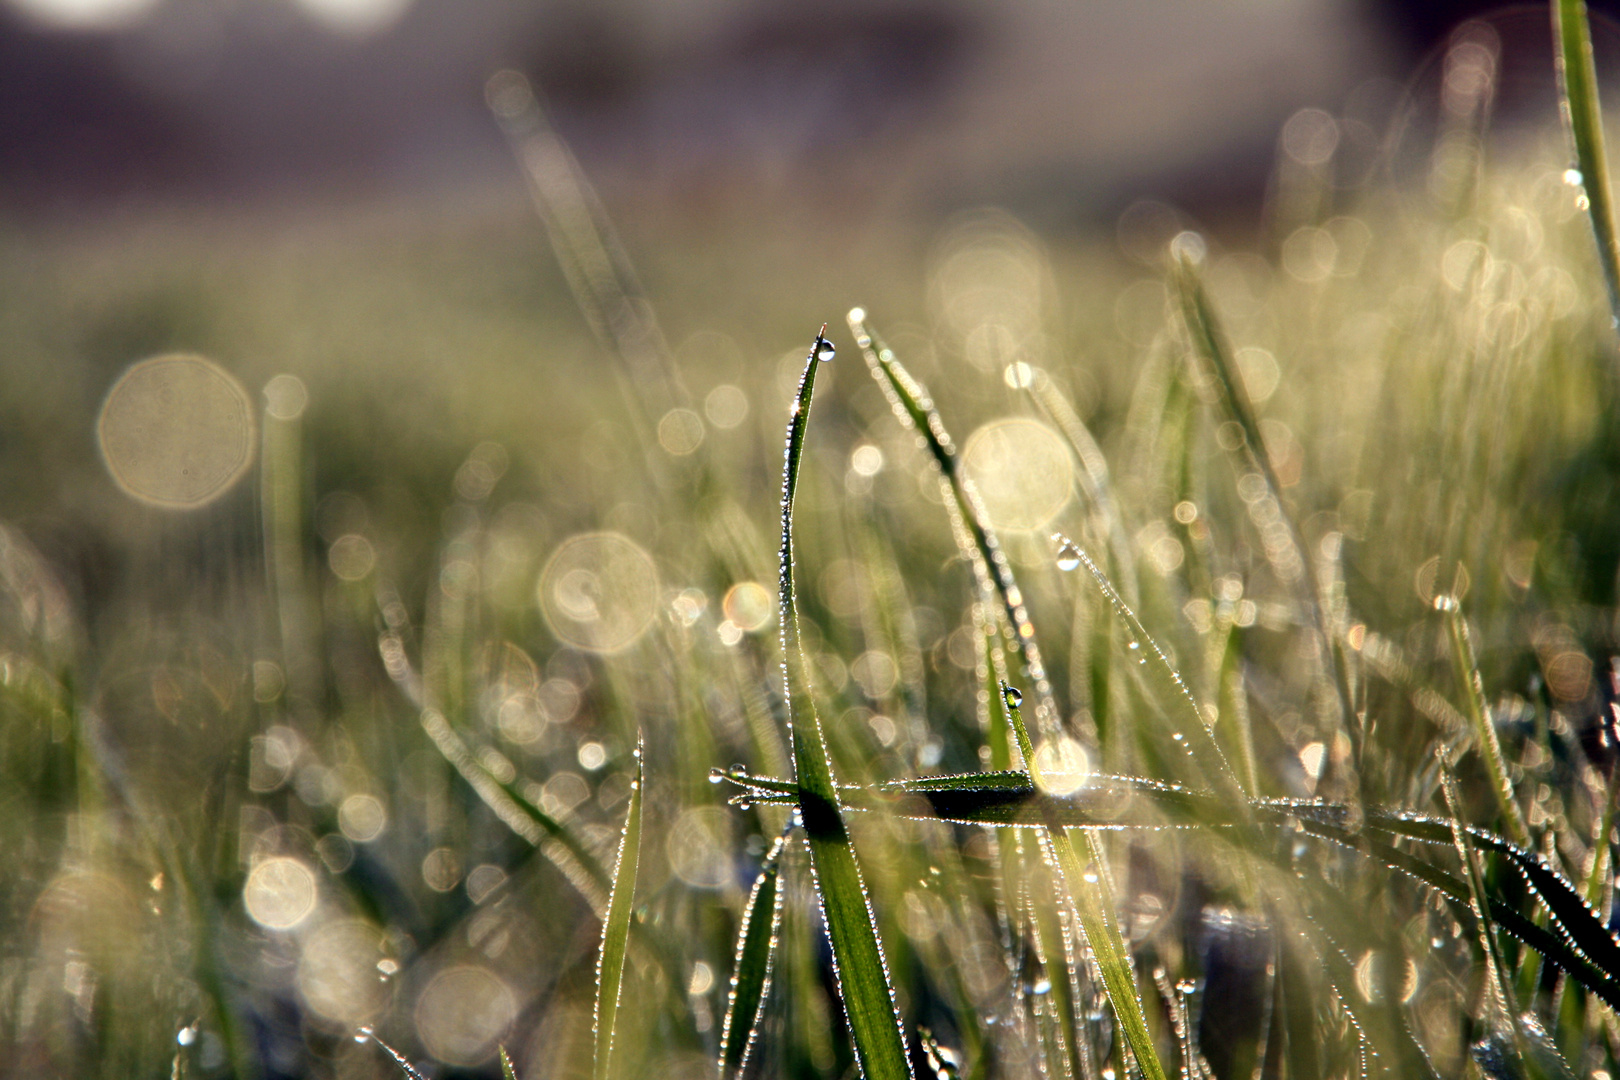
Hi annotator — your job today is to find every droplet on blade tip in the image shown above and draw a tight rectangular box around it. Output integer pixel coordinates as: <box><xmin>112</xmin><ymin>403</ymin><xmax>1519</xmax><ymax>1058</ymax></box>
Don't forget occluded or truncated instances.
<box><xmin>815</xmin><ymin>340</ymin><xmax>836</xmax><ymax>363</ymax></box>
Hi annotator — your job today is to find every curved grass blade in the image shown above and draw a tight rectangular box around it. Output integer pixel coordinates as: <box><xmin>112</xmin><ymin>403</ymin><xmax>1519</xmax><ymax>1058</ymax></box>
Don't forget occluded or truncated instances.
<box><xmin>1437</xmin><ymin>600</ymin><xmax>1531</xmax><ymax>847</ymax></box>
<box><xmin>1171</xmin><ymin>252</ymin><xmax>1358</xmax><ymax>770</ymax></box>
<box><xmin>594</xmin><ymin>736</ymin><xmax>644</xmax><ymax>1080</ymax></box>
<box><xmin>1555</xmin><ymin>0</ymin><xmax>1620</xmax><ymax>328</ymax></box>
<box><xmin>1054</xmin><ymin>538</ymin><xmax>1247</xmax><ymax>811</ymax></box>
<box><xmin>847</xmin><ymin>308</ymin><xmax>1060</xmax><ymax>738</ymax></box>
<box><xmin>1002</xmin><ymin>685</ymin><xmax>1169</xmax><ymax>1080</ymax></box>
<box><xmin>780</xmin><ymin>328</ymin><xmax>914</xmax><ymax>1080</ymax></box>
<box><xmin>720</xmin><ymin>829</ymin><xmax>791</xmax><ymax>1080</ymax></box>
<box><xmin>418</xmin><ymin>706</ymin><xmax>611</xmax><ymax>912</ymax></box>
<box><xmin>725</xmin><ymin>766</ymin><xmax>1620</xmax><ymax>1014</ymax></box>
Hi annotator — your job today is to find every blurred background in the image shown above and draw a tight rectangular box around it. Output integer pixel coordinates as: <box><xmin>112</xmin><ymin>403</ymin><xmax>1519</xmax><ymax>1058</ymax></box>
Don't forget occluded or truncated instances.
<box><xmin>12</xmin><ymin>2</ymin><xmax>1620</xmax><ymax>1078</ymax></box>
<box><xmin>2</xmin><ymin>0</ymin><xmax>1600</xmax><ymax>600</ymax></box>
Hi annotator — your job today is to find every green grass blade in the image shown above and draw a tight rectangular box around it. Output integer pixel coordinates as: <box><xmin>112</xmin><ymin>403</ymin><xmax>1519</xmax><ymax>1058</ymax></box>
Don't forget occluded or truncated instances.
<box><xmin>594</xmin><ymin>736</ymin><xmax>644</xmax><ymax>1080</ymax></box>
<box><xmin>1555</xmin><ymin>0</ymin><xmax>1620</xmax><ymax>328</ymax></box>
<box><xmin>1024</xmin><ymin>365</ymin><xmax>1139</xmax><ymax>606</ymax></box>
<box><xmin>847</xmin><ymin>308</ymin><xmax>1060</xmax><ymax>738</ymax></box>
<box><xmin>1055</xmin><ymin>539</ymin><xmax>1247</xmax><ymax>810</ymax></box>
<box><xmin>418</xmin><ymin>706</ymin><xmax>612</xmax><ymax>912</ymax></box>
<box><xmin>1002</xmin><ymin>685</ymin><xmax>1169</xmax><ymax>1080</ymax></box>
<box><xmin>1438</xmin><ymin>600</ymin><xmax>1531</xmax><ymax>847</ymax></box>
<box><xmin>719</xmin><ymin>830</ymin><xmax>790</xmax><ymax>1080</ymax></box>
<box><xmin>501</xmin><ymin>1046</ymin><xmax>518</xmax><ymax>1080</ymax></box>
<box><xmin>780</xmin><ymin>329</ymin><xmax>914</xmax><ymax>1080</ymax></box>
<box><xmin>1171</xmin><ymin>252</ymin><xmax>1358</xmax><ymax>769</ymax></box>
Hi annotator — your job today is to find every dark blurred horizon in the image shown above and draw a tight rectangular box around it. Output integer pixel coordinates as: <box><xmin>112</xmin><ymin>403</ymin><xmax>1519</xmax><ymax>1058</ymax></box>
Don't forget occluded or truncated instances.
<box><xmin>0</xmin><ymin>0</ymin><xmax>1428</xmax><ymax>233</ymax></box>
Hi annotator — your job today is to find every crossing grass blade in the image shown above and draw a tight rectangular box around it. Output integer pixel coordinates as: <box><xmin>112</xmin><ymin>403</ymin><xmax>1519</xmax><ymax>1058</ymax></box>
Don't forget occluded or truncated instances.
<box><xmin>1555</xmin><ymin>0</ymin><xmax>1620</xmax><ymax>328</ymax></box>
<box><xmin>594</xmin><ymin>736</ymin><xmax>644</xmax><ymax>1080</ymax></box>
<box><xmin>719</xmin><ymin>829</ymin><xmax>790</xmax><ymax>1080</ymax></box>
<box><xmin>780</xmin><ymin>329</ymin><xmax>914</xmax><ymax>1080</ymax></box>
<box><xmin>1001</xmin><ymin>684</ymin><xmax>1169</xmax><ymax>1080</ymax></box>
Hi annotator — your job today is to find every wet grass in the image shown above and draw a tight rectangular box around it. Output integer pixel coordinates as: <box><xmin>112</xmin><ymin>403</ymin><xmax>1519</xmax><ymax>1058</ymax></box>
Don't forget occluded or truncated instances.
<box><xmin>10</xmin><ymin>5</ymin><xmax>1620</xmax><ymax>1079</ymax></box>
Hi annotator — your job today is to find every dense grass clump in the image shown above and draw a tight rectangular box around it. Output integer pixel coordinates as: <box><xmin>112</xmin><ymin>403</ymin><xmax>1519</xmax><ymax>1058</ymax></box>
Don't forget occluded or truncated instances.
<box><xmin>11</xmin><ymin>4</ymin><xmax>1620</xmax><ymax>1079</ymax></box>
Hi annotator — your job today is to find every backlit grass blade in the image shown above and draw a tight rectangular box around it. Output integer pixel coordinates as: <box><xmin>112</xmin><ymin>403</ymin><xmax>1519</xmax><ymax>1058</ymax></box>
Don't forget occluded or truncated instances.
<box><xmin>1002</xmin><ymin>685</ymin><xmax>1169</xmax><ymax>1080</ymax></box>
<box><xmin>1054</xmin><ymin>538</ymin><xmax>1247</xmax><ymax>811</ymax></box>
<box><xmin>725</xmin><ymin>767</ymin><xmax>1620</xmax><ymax>1012</ymax></box>
<box><xmin>418</xmin><ymin>706</ymin><xmax>611</xmax><ymax>913</ymax></box>
<box><xmin>1172</xmin><ymin>251</ymin><xmax>1358</xmax><ymax>768</ymax></box>
<box><xmin>594</xmin><ymin>736</ymin><xmax>644</xmax><ymax>1080</ymax></box>
<box><xmin>1555</xmin><ymin>0</ymin><xmax>1620</xmax><ymax>328</ymax></box>
<box><xmin>779</xmin><ymin>328</ymin><xmax>913</xmax><ymax>1080</ymax></box>
<box><xmin>501</xmin><ymin>1047</ymin><xmax>518</xmax><ymax>1080</ymax></box>
<box><xmin>719</xmin><ymin>829</ymin><xmax>790</xmax><ymax>1080</ymax></box>
<box><xmin>1438</xmin><ymin>599</ymin><xmax>1531</xmax><ymax>847</ymax></box>
<box><xmin>847</xmin><ymin>308</ymin><xmax>1060</xmax><ymax>739</ymax></box>
<box><xmin>1024</xmin><ymin>365</ymin><xmax>1138</xmax><ymax>606</ymax></box>
<box><xmin>358</xmin><ymin>1027</ymin><xmax>428</xmax><ymax>1079</ymax></box>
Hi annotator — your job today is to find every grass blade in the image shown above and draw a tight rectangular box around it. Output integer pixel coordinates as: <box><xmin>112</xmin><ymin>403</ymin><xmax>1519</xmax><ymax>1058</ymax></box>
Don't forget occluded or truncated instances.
<box><xmin>501</xmin><ymin>1046</ymin><xmax>518</xmax><ymax>1080</ymax></box>
<box><xmin>1054</xmin><ymin>538</ymin><xmax>1247</xmax><ymax>811</ymax></box>
<box><xmin>594</xmin><ymin>736</ymin><xmax>644</xmax><ymax>1080</ymax></box>
<box><xmin>1171</xmin><ymin>252</ymin><xmax>1358</xmax><ymax>771</ymax></box>
<box><xmin>780</xmin><ymin>329</ymin><xmax>914</xmax><ymax>1080</ymax></box>
<box><xmin>719</xmin><ymin>829</ymin><xmax>790</xmax><ymax>1080</ymax></box>
<box><xmin>1024</xmin><ymin>365</ymin><xmax>1139</xmax><ymax>607</ymax></box>
<box><xmin>1555</xmin><ymin>0</ymin><xmax>1620</xmax><ymax>328</ymax></box>
<box><xmin>1002</xmin><ymin>684</ymin><xmax>1169</xmax><ymax>1080</ymax></box>
<box><xmin>847</xmin><ymin>308</ymin><xmax>1061</xmax><ymax>739</ymax></box>
<box><xmin>1437</xmin><ymin>598</ymin><xmax>1531</xmax><ymax>847</ymax></box>
<box><xmin>418</xmin><ymin>706</ymin><xmax>611</xmax><ymax>912</ymax></box>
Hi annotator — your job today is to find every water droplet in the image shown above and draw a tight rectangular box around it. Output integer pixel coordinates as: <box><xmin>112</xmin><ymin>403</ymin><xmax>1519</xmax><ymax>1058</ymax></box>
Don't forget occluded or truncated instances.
<box><xmin>1055</xmin><ymin>541</ymin><xmax>1082</xmax><ymax>572</ymax></box>
<box><xmin>1003</xmin><ymin>686</ymin><xmax>1023</xmax><ymax>708</ymax></box>
<box><xmin>1127</xmin><ymin>640</ymin><xmax>1141</xmax><ymax>651</ymax></box>
<box><xmin>1566</xmin><ymin>167</ymin><xmax>1584</xmax><ymax>186</ymax></box>
<box><xmin>1432</xmin><ymin>593</ymin><xmax>1459</xmax><ymax>613</ymax></box>
<box><xmin>1032</xmin><ymin>978</ymin><xmax>1052</xmax><ymax>995</ymax></box>
<box><xmin>708</xmin><ymin>767</ymin><xmax>726</xmax><ymax>784</ymax></box>
<box><xmin>355</xmin><ymin>1026</ymin><xmax>373</xmax><ymax>1044</ymax></box>
<box><xmin>815</xmin><ymin>340</ymin><xmax>836</xmax><ymax>363</ymax></box>
<box><xmin>177</xmin><ymin>1025</ymin><xmax>198</xmax><ymax>1047</ymax></box>
<box><xmin>727</xmin><ymin>763</ymin><xmax>750</xmax><ymax>780</ymax></box>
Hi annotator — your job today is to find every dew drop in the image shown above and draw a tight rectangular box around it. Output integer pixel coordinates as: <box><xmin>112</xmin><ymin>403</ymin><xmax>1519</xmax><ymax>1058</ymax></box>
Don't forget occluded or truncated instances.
<box><xmin>1055</xmin><ymin>540</ymin><xmax>1082</xmax><ymax>572</ymax></box>
<box><xmin>708</xmin><ymin>767</ymin><xmax>726</xmax><ymax>784</ymax></box>
<box><xmin>1003</xmin><ymin>686</ymin><xmax>1023</xmax><ymax>708</ymax></box>
<box><xmin>355</xmin><ymin>1026</ymin><xmax>373</xmax><ymax>1044</ymax></box>
<box><xmin>1431</xmin><ymin>593</ymin><xmax>1459</xmax><ymax>613</ymax></box>
<box><xmin>1032</xmin><ymin>978</ymin><xmax>1052</xmax><ymax>995</ymax></box>
<box><xmin>1127</xmin><ymin>640</ymin><xmax>1141</xmax><ymax>651</ymax></box>
<box><xmin>815</xmin><ymin>340</ymin><xmax>836</xmax><ymax>363</ymax></box>
<box><xmin>727</xmin><ymin>763</ymin><xmax>750</xmax><ymax>780</ymax></box>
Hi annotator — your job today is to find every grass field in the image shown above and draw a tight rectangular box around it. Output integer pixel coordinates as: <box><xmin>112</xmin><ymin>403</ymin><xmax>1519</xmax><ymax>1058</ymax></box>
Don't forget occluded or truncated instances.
<box><xmin>9</xmin><ymin>4</ymin><xmax>1620</xmax><ymax>1079</ymax></box>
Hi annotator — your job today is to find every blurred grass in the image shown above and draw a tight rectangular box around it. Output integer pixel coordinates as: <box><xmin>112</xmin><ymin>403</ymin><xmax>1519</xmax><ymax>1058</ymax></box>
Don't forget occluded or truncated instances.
<box><xmin>10</xmin><ymin>12</ymin><xmax>1620</xmax><ymax>1080</ymax></box>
